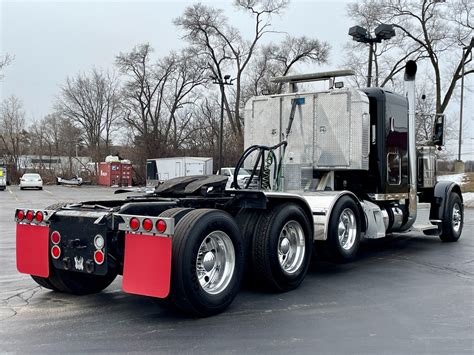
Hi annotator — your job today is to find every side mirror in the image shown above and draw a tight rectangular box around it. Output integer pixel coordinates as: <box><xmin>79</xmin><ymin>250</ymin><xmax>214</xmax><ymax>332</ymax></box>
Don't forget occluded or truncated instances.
<box><xmin>432</xmin><ymin>114</ymin><xmax>445</xmax><ymax>147</ymax></box>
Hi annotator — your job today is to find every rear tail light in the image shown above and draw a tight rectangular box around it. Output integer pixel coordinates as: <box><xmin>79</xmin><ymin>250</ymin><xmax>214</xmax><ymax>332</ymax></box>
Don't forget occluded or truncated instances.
<box><xmin>129</xmin><ymin>217</ymin><xmax>140</xmax><ymax>230</ymax></box>
<box><xmin>142</xmin><ymin>218</ymin><xmax>153</xmax><ymax>232</ymax></box>
<box><xmin>26</xmin><ymin>210</ymin><xmax>34</xmax><ymax>222</ymax></box>
<box><xmin>35</xmin><ymin>211</ymin><xmax>44</xmax><ymax>223</ymax></box>
<box><xmin>94</xmin><ymin>250</ymin><xmax>104</xmax><ymax>265</ymax></box>
<box><xmin>16</xmin><ymin>210</ymin><xmax>25</xmax><ymax>221</ymax></box>
<box><xmin>156</xmin><ymin>219</ymin><xmax>167</xmax><ymax>233</ymax></box>
<box><xmin>51</xmin><ymin>245</ymin><xmax>61</xmax><ymax>259</ymax></box>
<box><xmin>51</xmin><ymin>231</ymin><xmax>61</xmax><ymax>244</ymax></box>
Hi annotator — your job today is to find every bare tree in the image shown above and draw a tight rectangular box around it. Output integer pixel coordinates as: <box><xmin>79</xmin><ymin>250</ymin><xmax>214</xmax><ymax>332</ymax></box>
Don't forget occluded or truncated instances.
<box><xmin>174</xmin><ymin>0</ymin><xmax>289</xmax><ymax>142</ymax></box>
<box><xmin>243</xmin><ymin>35</ymin><xmax>330</xmax><ymax>100</ymax></box>
<box><xmin>0</xmin><ymin>53</ymin><xmax>13</xmax><ymax>80</ymax></box>
<box><xmin>116</xmin><ymin>44</ymin><xmax>207</xmax><ymax>159</ymax></box>
<box><xmin>0</xmin><ymin>96</ymin><xmax>27</xmax><ymax>176</ymax></box>
<box><xmin>56</xmin><ymin>69</ymin><xmax>122</xmax><ymax>164</ymax></box>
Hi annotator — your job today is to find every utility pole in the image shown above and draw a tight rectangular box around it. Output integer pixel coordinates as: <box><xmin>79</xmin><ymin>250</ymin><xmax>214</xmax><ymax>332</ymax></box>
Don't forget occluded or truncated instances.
<box><xmin>211</xmin><ymin>75</ymin><xmax>234</xmax><ymax>172</ymax></box>
<box><xmin>458</xmin><ymin>37</ymin><xmax>474</xmax><ymax>161</ymax></box>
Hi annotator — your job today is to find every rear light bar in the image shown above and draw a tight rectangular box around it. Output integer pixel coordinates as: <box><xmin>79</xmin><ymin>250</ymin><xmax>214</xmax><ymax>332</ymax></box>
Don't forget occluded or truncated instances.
<box><xmin>15</xmin><ymin>209</ymin><xmax>53</xmax><ymax>225</ymax></box>
<box><xmin>115</xmin><ymin>214</ymin><xmax>174</xmax><ymax>236</ymax></box>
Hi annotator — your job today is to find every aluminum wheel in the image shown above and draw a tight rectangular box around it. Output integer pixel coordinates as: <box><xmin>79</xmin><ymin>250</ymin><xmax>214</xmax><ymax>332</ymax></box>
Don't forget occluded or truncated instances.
<box><xmin>338</xmin><ymin>208</ymin><xmax>357</xmax><ymax>251</ymax></box>
<box><xmin>452</xmin><ymin>202</ymin><xmax>462</xmax><ymax>233</ymax></box>
<box><xmin>277</xmin><ymin>220</ymin><xmax>306</xmax><ymax>275</ymax></box>
<box><xmin>196</xmin><ymin>231</ymin><xmax>235</xmax><ymax>295</ymax></box>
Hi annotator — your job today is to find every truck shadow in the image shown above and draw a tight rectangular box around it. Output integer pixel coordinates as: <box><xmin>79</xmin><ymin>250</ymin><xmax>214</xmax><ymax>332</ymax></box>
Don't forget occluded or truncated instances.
<box><xmin>30</xmin><ymin>233</ymin><xmax>458</xmax><ymax>324</ymax></box>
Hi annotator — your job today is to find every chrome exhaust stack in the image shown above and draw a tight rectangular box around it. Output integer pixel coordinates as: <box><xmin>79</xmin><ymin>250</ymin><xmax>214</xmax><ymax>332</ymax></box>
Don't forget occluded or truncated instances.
<box><xmin>400</xmin><ymin>60</ymin><xmax>417</xmax><ymax>231</ymax></box>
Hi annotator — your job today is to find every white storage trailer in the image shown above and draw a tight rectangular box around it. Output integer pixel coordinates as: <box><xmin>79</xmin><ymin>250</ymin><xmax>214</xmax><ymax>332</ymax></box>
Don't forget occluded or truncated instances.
<box><xmin>146</xmin><ymin>157</ymin><xmax>213</xmax><ymax>186</ymax></box>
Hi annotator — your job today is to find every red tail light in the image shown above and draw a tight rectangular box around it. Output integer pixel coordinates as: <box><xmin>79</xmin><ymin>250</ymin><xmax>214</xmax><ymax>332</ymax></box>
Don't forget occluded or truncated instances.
<box><xmin>142</xmin><ymin>218</ymin><xmax>153</xmax><ymax>232</ymax></box>
<box><xmin>51</xmin><ymin>245</ymin><xmax>61</xmax><ymax>259</ymax></box>
<box><xmin>129</xmin><ymin>217</ymin><xmax>140</xmax><ymax>230</ymax></box>
<box><xmin>35</xmin><ymin>211</ymin><xmax>44</xmax><ymax>223</ymax></box>
<box><xmin>26</xmin><ymin>210</ymin><xmax>34</xmax><ymax>222</ymax></box>
<box><xmin>17</xmin><ymin>210</ymin><xmax>25</xmax><ymax>221</ymax></box>
<box><xmin>156</xmin><ymin>219</ymin><xmax>167</xmax><ymax>233</ymax></box>
<box><xmin>51</xmin><ymin>231</ymin><xmax>61</xmax><ymax>244</ymax></box>
<box><xmin>94</xmin><ymin>250</ymin><xmax>104</xmax><ymax>265</ymax></box>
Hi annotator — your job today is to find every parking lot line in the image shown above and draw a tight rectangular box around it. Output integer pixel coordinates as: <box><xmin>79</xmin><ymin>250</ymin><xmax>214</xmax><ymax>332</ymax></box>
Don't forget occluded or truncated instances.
<box><xmin>7</xmin><ymin>187</ymin><xmax>18</xmax><ymax>201</ymax></box>
<box><xmin>43</xmin><ymin>189</ymin><xmax>53</xmax><ymax>195</ymax></box>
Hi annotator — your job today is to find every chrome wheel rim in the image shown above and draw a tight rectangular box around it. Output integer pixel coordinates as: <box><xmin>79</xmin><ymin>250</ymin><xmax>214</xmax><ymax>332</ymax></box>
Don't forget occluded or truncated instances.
<box><xmin>277</xmin><ymin>220</ymin><xmax>306</xmax><ymax>275</ymax></box>
<box><xmin>196</xmin><ymin>231</ymin><xmax>235</xmax><ymax>295</ymax></box>
<box><xmin>452</xmin><ymin>203</ymin><xmax>462</xmax><ymax>233</ymax></box>
<box><xmin>338</xmin><ymin>208</ymin><xmax>357</xmax><ymax>251</ymax></box>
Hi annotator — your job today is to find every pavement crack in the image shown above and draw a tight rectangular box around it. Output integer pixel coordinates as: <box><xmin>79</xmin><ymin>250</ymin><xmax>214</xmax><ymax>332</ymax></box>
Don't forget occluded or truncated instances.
<box><xmin>0</xmin><ymin>286</ymin><xmax>42</xmax><ymax>322</ymax></box>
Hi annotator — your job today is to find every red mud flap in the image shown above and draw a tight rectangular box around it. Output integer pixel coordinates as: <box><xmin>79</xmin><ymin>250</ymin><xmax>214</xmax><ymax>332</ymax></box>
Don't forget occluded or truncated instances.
<box><xmin>16</xmin><ymin>224</ymin><xmax>49</xmax><ymax>277</ymax></box>
<box><xmin>122</xmin><ymin>232</ymin><xmax>172</xmax><ymax>298</ymax></box>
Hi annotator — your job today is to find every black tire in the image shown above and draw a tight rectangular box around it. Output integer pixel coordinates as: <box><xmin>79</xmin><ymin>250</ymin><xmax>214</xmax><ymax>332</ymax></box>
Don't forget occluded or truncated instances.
<box><xmin>252</xmin><ymin>203</ymin><xmax>312</xmax><ymax>292</ymax></box>
<box><xmin>31</xmin><ymin>275</ymin><xmax>60</xmax><ymax>291</ymax></box>
<box><xmin>320</xmin><ymin>196</ymin><xmax>361</xmax><ymax>262</ymax></box>
<box><xmin>439</xmin><ymin>192</ymin><xmax>463</xmax><ymax>242</ymax></box>
<box><xmin>158</xmin><ymin>207</ymin><xmax>194</xmax><ymax>224</ymax></box>
<box><xmin>170</xmin><ymin>209</ymin><xmax>244</xmax><ymax>317</ymax></box>
<box><xmin>234</xmin><ymin>208</ymin><xmax>262</xmax><ymax>278</ymax></box>
<box><xmin>47</xmin><ymin>269</ymin><xmax>117</xmax><ymax>295</ymax></box>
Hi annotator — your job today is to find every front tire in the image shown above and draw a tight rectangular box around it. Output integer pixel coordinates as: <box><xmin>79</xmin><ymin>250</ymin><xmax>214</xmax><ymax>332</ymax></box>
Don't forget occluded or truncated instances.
<box><xmin>170</xmin><ymin>209</ymin><xmax>244</xmax><ymax>317</ymax></box>
<box><xmin>439</xmin><ymin>192</ymin><xmax>463</xmax><ymax>242</ymax></box>
<box><xmin>320</xmin><ymin>196</ymin><xmax>361</xmax><ymax>262</ymax></box>
<box><xmin>252</xmin><ymin>203</ymin><xmax>312</xmax><ymax>292</ymax></box>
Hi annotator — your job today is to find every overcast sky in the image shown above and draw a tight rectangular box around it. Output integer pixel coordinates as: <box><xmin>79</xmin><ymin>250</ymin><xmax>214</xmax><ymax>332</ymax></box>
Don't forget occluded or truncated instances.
<box><xmin>1</xmin><ymin>0</ymin><xmax>473</xmax><ymax>158</ymax></box>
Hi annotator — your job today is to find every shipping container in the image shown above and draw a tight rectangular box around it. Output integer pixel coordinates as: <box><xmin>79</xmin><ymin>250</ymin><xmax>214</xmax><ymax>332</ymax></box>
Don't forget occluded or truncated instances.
<box><xmin>98</xmin><ymin>162</ymin><xmax>133</xmax><ymax>187</ymax></box>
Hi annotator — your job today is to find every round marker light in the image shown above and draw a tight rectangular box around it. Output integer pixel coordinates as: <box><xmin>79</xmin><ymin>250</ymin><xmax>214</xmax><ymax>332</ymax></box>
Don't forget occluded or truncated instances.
<box><xmin>156</xmin><ymin>219</ymin><xmax>167</xmax><ymax>233</ymax></box>
<box><xmin>17</xmin><ymin>210</ymin><xmax>25</xmax><ymax>221</ymax></box>
<box><xmin>94</xmin><ymin>250</ymin><xmax>104</xmax><ymax>265</ymax></box>
<box><xmin>142</xmin><ymin>218</ymin><xmax>153</xmax><ymax>232</ymax></box>
<box><xmin>51</xmin><ymin>245</ymin><xmax>61</xmax><ymax>259</ymax></box>
<box><xmin>35</xmin><ymin>211</ymin><xmax>44</xmax><ymax>223</ymax></box>
<box><xmin>51</xmin><ymin>231</ymin><xmax>61</xmax><ymax>244</ymax></box>
<box><xmin>129</xmin><ymin>217</ymin><xmax>140</xmax><ymax>231</ymax></box>
<box><xmin>26</xmin><ymin>210</ymin><xmax>34</xmax><ymax>222</ymax></box>
<box><xmin>94</xmin><ymin>234</ymin><xmax>105</xmax><ymax>249</ymax></box>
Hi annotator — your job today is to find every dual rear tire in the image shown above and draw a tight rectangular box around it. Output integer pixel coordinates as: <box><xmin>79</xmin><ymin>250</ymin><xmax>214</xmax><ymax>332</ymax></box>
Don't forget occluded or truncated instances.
<box><xmin>164</xmin><ymin>203</ymin><xmax>314</xmax><ymax>316</ymax></box>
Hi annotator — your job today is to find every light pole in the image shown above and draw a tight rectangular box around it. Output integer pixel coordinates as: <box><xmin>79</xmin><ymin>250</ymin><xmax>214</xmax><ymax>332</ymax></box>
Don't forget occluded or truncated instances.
<box><xmin>348</xmin><ymin>24</ymin><xmax>396</xmax><ymax>87</ymax></box>
<box><xmin>458</xmin><ymin>37</ymin><xmax>474</xmax><ymax>162</ymax></box>
<box><xmin>211</xmin><ymin>75</ymin><xmax>234</xmax><ymax>172</ymax></box>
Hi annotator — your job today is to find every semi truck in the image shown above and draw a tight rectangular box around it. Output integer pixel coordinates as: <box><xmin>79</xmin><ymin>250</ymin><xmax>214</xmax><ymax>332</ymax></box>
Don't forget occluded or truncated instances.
<box><xmin>15</xmin><ymin>61</ymin><xmax>463</xmax><ymax>316</ymax></box>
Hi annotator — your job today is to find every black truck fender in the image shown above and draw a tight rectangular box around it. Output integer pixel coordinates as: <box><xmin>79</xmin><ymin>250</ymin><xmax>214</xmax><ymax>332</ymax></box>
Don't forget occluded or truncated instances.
<box><xmin>430</xmin><ymin>181</ymin><xmax>463</xmax><ymax>221</ymax></box>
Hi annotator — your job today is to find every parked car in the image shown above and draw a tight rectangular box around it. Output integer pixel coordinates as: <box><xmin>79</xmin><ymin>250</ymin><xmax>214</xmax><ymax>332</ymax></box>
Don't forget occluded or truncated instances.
<box><xmin>19</xmin><ymin>173</ymin><xmax>43</xmax><ymax>190</ymax></box>
<box><xmin>218</xmin><ymin>167</ymin><xmax>252</xmax><ymax>189</ymax></box>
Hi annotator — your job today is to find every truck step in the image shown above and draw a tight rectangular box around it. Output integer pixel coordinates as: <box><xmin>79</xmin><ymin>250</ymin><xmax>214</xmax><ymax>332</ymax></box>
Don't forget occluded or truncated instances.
<box><xmin>412</xmin><ymin>203</ymin><xmax>438</xmax><ymax>232</ymax></box>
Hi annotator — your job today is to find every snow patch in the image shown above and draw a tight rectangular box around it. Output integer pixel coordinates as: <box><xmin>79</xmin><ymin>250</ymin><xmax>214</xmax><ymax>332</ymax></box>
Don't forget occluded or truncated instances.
<box><xmin>437</xmin><ymin>173</ymin><xmax>467</xmax><ymax>185</ymax></box>
<box><xmin>463</xmin><ymin>192</ymin><xmax>474</xmax><ymax>208</ymax></box>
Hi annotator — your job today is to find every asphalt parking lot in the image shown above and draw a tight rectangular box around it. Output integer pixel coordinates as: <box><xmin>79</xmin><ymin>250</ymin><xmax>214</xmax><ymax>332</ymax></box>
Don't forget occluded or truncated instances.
<box><xmin>0</xmin><ymin>185</ymin><xmax>473</xmax><ymax>353</ymax></box>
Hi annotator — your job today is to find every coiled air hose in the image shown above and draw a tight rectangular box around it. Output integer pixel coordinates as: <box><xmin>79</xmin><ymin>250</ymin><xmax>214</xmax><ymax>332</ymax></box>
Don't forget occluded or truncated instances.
<box><xmin>233</xmin><ymin>141</ymin><xmax>287</xmax><ymax>190</ymax></box>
